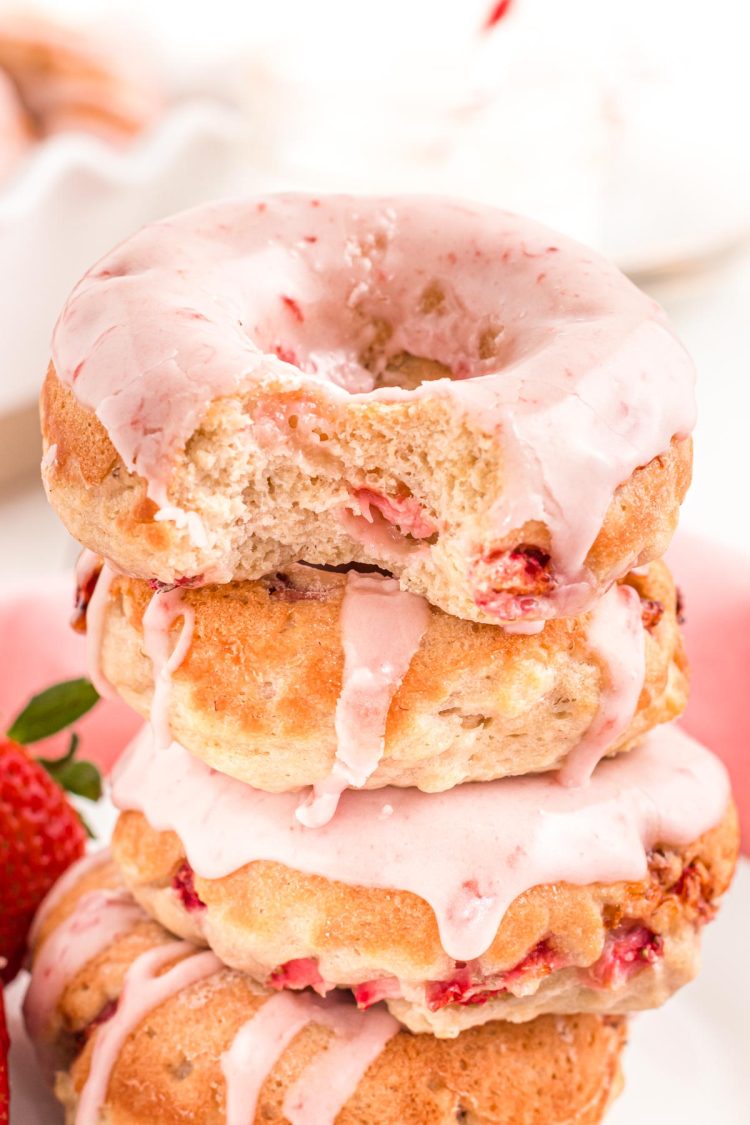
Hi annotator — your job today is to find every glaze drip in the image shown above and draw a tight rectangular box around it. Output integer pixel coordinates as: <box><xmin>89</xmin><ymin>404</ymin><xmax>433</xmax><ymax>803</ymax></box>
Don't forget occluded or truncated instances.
<box><xmin>296</xmin><ymin>571</ymin><xmax>430</xmax><ymax>827</ymax></box>
<box><xmin>559</xmin><ymin>583</ymin><xmax>646</xmax><ymax>786</ymax></box>
<box><xmin>24</xmin><ymin>887</ymin><xmax>146</xmax><ymax>1056</ymax></box>
<box><xmin>112</xmin><ymin>723</ymin><xmax>729</xmax><ymax>963</ymax></box>
<box><xmin>77</xmin><ymin>552</ymin><xmax>116</xmax><ymax>699</ymax></box>
<box><xmin>222</xmin><ymin>990</ymin><xmax>398</xmax><ymax>1125</ymax></box>
<box><xmin>74</xmin><ymin>942</ymin><xmax>220</xmax><ymax>1125</ymax></box>
<box><xmin>27</xmin><ymin>848</ymin><xmax>111</xmax><ymax>948</ymax></box>
<box><xmin>142</xmin><ymin>586</ymin><xmax>195</xmax><ymax>748</ymax></box>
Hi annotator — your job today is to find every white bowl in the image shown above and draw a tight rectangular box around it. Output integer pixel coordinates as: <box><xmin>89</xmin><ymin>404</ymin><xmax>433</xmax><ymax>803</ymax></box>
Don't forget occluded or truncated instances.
<box><xmin>0</xmin><ymin>97</ymin><xmax>249</xmax><ymax>429</ymax></box>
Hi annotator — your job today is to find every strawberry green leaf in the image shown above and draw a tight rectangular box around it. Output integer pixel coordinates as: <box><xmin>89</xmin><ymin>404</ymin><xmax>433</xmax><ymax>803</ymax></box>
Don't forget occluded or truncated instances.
<box><xmin>7</xmin><ymin>678</ymin><xmax>99</xmax><ymax>744</ymax></box>
<box><xmin>39</xmin><ymin>731</ymin><xmax>102</xmax><ymax>802</ymax></box>
<box><xmin>44</xmin><ymin>758</ymin><xmax>102</xmax><ymax>802</ymax></box>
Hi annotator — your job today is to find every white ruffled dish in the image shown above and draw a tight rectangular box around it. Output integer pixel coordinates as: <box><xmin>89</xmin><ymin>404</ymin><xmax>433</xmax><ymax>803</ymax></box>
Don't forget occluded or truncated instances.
<box><xmin>0</xmin><ymin>97</ymin><xmax>249</xmax><ymax>422</ymax></box>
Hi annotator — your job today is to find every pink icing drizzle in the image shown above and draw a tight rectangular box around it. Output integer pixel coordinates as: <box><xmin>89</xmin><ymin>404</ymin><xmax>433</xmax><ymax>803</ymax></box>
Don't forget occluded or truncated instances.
<box><xmin>296</xmin><ymin>572</ymin><xmax>430</xmax><ymax>827</ymax></box>
<box><xmin>112</xmin><ymin>723</ymin><xmax>729</xmax><ymax>963</ymax></box>
<box><xmin>24</xmin><ymin>887</ymin><xmax>146</xmax><ymax>1051</ymax></box>
<box><xmin>142</xmin><ymin>586</ymin><xmax>195</xmax><ymax>747</ymax></box>
<box><xmin>221</xmin><ymin>990</ymin><xmax>397</xmax><ymax>1125</ymax></box>
<box><xmin>52</xmin><ymin>196</ymin><xmax>696</xmax><ymax>611</ymax></box>
<box><xmin>27</xmin><ymin>847</ymin><xmax>111</xmax><ymax>948</ymax></box>
<box><xmin>558</xmin><ymin>583</ymin><xmax>645</xmax><ymax>787</ymax></box>
<box><xmin>74</xmin><ymin>942</ymin><xmax>220</xmax><ymax>1125</ymax></box>
<box><xmin>76</xmin><ymin>551</ymin><xmax>116</xmax><ymax>699</ymax></box>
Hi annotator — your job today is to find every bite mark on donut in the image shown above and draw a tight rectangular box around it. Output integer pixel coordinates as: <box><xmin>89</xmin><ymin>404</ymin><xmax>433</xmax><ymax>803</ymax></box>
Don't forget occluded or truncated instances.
<box><xmin>171</xmin><ymin>861</ymin><xmax>205</xmax><ymax>913</ymax></box>
<box><xmin>471</xmin><ymin>544</ymin><xmax>553</xmax><ymax>620</ymax></box>
<box><xmin>352</xmin><ymin>487</ymin><xmax>438</xmax><ymax>541</ymax></box>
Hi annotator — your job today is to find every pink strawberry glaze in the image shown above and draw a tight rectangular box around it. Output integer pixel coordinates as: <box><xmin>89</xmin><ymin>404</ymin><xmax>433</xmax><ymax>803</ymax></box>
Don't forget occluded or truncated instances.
<box><xmin>74</xmin><ymin>942</ymin><xmax>221</xmax><ymax>1125</ymax></box>
<box><xmin>221</xmin><ymin>990</ymin><xmax>398</xmax><ymax>1125</ymax></box>
<box><xmin>296</xmin><ymin>572</ymin><xmax>430</xmax><ymax>827</ymax></box>
<box><xmin>52</xmin><ymin>195</ymin><xmax>695</xmax><ymax>615</ymax></box>
<box><xmin>24</xmin><ymin>886</ymin><xmax>146</xmax><ymax>1050</ymax></box>
<box><xmin>558</xmin><ymin>583</ymin><xmax>645</xmax><ymax>786</ymax></box>
<box><xmin>141</xmin><ymin>586</ymin><xmax>194</xmax><ymax>748</ymax></box>
<box><xmin>78</xmin><ymin>552</ymin><xmax>117</xmax><ymax>700</ymax></box>
<box><xmin>112</xmin><ymin>723</ymin><xmax>729</xmax><ymax>963</ymax></box>
<box><xmin>27</xmin><ymin>848</ymin><xmax>111</xmax><ymax>949</ymax></box>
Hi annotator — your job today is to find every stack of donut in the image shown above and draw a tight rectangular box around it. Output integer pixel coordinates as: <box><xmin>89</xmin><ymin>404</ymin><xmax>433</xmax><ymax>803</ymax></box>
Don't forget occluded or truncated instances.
<box><xmin>28</xmin><ymin>195</ymin><xmax>738</xmax><ymax>1123</ymax></box>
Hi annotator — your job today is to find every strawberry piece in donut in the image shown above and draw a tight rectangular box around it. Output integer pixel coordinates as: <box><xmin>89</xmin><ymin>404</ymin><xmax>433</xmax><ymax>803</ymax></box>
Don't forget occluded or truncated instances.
<box><xmin>43</xmin><ymin>195</ymin><xmax>695</xmax><ymax>625</ymax></box>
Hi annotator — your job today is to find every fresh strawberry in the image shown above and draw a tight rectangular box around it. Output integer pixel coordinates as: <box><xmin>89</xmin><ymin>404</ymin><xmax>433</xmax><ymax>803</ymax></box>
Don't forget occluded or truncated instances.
<box><xmin>0</xmin><ymin>981</ymin><xmax>8</xmax><ymax>1125</ymax></box>
<box><xmin>0</xmin><ymin>679</ymin><xmax>101</xmax><ymax>984</ymax></box>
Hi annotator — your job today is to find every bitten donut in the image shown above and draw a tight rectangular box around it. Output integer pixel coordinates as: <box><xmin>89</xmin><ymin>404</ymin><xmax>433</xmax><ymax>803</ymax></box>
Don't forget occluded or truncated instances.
<box><xmin>90</xmin><ymin>559</ymin><xmax>687</xmax><ymax>805</ymax></box>
<box><xmin>0</xmin><ymin>13</ymin><xmax>161</xmax><ymax>145</ymax></box>
<box><xmin>42</xmin><ymin>195</ymin><xmax>695</xmax><ymax>626</ymax></box>
<box><xmin>111</xmin><ymin>724</ymin><xmax>737</xmax><ymax>1038</ymax></box>
<box><xmin>25</xmin><ymin>855</ymin><xmax>627</xmax><ymax>1125</ymax></box>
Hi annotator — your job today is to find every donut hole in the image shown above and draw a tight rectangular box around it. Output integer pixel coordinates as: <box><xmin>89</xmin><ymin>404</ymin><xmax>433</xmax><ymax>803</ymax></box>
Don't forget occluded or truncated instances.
<box><xmin>249</xmin><ymin>205</ymin><xmax>547</xmax><ymax>394</ymax></box>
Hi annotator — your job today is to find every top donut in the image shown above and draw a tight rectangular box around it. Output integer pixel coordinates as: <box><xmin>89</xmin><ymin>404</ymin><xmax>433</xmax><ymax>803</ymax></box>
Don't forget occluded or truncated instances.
<box><xmin>41</xmin><ymin>195</ymin><xmax>695</xmax><ymax>626</ymax></box>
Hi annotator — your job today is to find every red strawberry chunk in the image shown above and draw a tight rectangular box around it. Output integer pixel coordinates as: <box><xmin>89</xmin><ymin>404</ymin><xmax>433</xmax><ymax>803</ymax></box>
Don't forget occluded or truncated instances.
<box><xmin>171</xmin><ymin>862</ymin><xmax>205</xmax><ymax>913</ymax></box>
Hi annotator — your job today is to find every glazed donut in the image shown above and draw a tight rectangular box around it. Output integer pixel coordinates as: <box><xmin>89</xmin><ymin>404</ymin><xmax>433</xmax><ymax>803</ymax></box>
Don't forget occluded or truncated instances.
<box><xmin>111</xmin><ymin>724</ymin><xmax>737</xmax><ymax>1037</ymax></box>
<box><xmin>42</xmin><ymin>194</ymin><xmax>695</xmax><ymax>626</ymax></box>
<box><xmin>0</xmin><ymin>14</ymin><xmax>161</xmax><ymax>146</ymax></box>
<box><xmin>91</xmin><ymin>559</ymin><xmax>687</xmax><ymax>803</ymax></box>
<box><xmin>0</xmin><ymin>68</ymin><xmax>31</xmax><ymax>181</ymax></box>
<box><xmin>26</xmin><ymin>856</ymin><xmax>627</xmax><ymax>1125</ymax></box>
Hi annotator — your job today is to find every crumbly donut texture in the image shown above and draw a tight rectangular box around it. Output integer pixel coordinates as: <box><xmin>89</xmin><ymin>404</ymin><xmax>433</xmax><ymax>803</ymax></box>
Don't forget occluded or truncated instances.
<box><xmin>29</xmin><ymin>861</ymin><xmax>627</xmax><ymax>1125</ymax></box>
<box><xmin>43</xmin><ymin>196</ymin><xmax>695</xmax><ymax>624</ymax></box>
<box><xmin>41</xmin><ymin>370</ymin><xmax>692</xmax><ymax>628</ymax></box>
<box><xmin>111</xmin><ymin>804</ymin><xmax>738</xmax><ymax>1037</ymax></box>
<box><xmin>97</xmin><ymin>561</ymin><xmax>687</xmax><ymax>792</ymax></box>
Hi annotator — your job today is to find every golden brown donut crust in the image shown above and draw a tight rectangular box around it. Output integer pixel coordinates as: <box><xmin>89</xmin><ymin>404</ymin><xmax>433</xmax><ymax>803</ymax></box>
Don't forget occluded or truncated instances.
<box><xmin>111</xmin><ymin>804</ymin><xmax>738</xmax><ymax>1035</ymax></box>
<box><xmin>31</xmin><ymin>862</ymin><xmax>627</xmax><ymax>1125</ymax></box>
<box><xmin>97</xmin><ymin>560</ymin><xmax>687</xmax><ymax>792</ymax></box>
<box><xmin>40</xmin><ymin>366</ymin><xmax>692</xmax><ymax>624</ymax></box>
